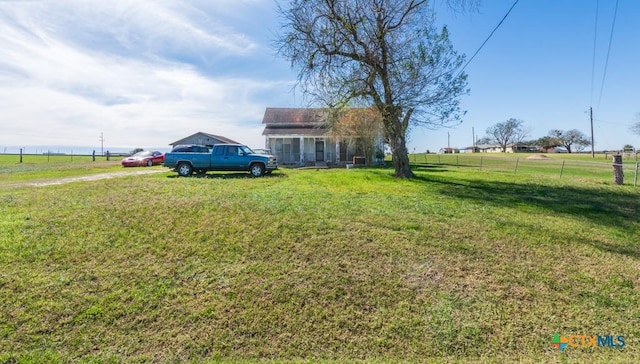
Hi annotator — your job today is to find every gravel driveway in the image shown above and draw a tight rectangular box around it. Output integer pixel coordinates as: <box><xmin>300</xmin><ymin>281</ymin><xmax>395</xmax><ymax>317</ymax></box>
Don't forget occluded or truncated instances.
<box><xmin>2</xmin><ymin>169</ymin><xmax>166</xmax><ymax>188</ymax></box>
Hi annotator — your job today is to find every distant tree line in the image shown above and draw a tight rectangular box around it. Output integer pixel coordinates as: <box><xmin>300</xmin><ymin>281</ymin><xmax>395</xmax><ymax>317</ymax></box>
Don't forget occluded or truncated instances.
<box><xmin>479</xmin><ymin>119</ymin><xmax>591</xmax><ymax>153</ymax></box>
<box><xmin>485</xmin><ymin>111</ymin><xmax>640</xmax><ymax>153</ymax></box>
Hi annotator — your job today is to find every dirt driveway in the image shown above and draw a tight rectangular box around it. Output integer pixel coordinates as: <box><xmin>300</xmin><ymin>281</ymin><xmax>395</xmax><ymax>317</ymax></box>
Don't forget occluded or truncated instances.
<box><xmin>3</xmin><ymin>169</ymin><xmax>166</xmax><ymax>188</ymax></box>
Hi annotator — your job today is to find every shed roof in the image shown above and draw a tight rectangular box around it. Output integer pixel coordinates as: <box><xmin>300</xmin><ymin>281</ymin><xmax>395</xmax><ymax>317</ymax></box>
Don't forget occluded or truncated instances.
<box><xmin>169</xmin><ymin>132</ymin><xmax>238</xmax><ymax>146</ymax></box>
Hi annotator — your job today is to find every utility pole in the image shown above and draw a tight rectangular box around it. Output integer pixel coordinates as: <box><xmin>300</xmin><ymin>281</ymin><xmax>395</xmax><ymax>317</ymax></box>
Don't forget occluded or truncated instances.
<box><xmin>99</xmin><ymin>132</ymin><xmax>104</xmax><ymax>156</ymax></box>
<box><xmin>447</xmin><ymin>132</ymin><xmax>450</xmax><ymax>149</ymax></box>
<box><xmin>590</xmin><ymin>107</ymin><xmax>595</xmax><ymax>158</ymax></box>
<box><xmin>472</xmin><ymin>127</ymin><xmax>475</xmax><ymax>153</ymax></box>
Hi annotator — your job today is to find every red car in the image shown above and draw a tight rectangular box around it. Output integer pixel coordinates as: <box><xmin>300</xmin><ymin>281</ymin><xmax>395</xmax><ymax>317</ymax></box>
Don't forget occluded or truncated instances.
<box><xmin>121</xmin><ymin>151</ymin><xmax>164</xmax><ymax>167</ymax></box>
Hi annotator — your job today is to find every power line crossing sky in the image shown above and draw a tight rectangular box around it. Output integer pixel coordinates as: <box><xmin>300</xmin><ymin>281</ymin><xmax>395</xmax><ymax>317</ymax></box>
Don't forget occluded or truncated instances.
<box><xmin>0</xmin><ymin>0</ymin><xmax>637</xmax><ymax>152</ymax></box>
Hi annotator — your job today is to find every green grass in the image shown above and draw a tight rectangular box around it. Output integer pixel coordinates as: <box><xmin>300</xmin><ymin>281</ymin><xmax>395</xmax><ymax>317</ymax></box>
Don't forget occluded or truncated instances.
<box><xmin>0</xmin><ymin>155</ymin><xmax>133</xmax><ymax>183</ymax></box>
<box><xmin>0</xmin><ymin>153</ymin><xmax>105</xmax><ymax>165</ymax></box>
<box><xmin>0</xmin><ymin>163</ymin><xmax>639</xmax><ymax>363</ymax></box>
<box><xmin>410</xmin><ymin>153</ymin><xmax>640</xmax><ymax>185</ymax></box>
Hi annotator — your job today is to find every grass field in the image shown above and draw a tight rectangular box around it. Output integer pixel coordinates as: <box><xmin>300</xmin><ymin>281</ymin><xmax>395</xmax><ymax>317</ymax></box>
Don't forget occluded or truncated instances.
<box><xmin>0</xmin><ymin>154</ymin><xmax>128</xmax><ymax>183</ymax></box>
<box><xmin>409</xmin><ymin>152</ymin><xmax>640</xmax><ymax>186</ymax></box>
<box><xmin>0</xmin><ymin>153</ymin><xmax>109</xmax><ymax>165</ymax></box>
<box><xmin>0</xmin><ymin>158</ymin><xmax>639</xmax><ymax>362</ymax></box>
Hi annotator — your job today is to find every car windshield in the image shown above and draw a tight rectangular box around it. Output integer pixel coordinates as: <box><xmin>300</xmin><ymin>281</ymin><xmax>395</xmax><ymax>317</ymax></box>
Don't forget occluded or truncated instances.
<box><xmin>240</xmin><ymin>146</ymin><xmax>254</xmax><ymax>155</ymax></box>
<box><xmin>133</xmin><ymin>151</ymin><xmax>152</xmax><ymax>157</ymax></box>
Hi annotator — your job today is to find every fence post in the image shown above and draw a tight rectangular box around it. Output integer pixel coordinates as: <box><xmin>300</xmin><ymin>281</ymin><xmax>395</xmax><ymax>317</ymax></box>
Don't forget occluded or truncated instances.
<box><xmin>560</xmin><ymin>160</ymin><xmax>565</xmax><ymax>179</ymax></box>
<box><xmin>514</xmin><ymin>158</ymin><xmax>519</xmax><ymax>174</ymax></box>
<box><xmin>438</xmin><ymin>154</ymin><xmax>441</xmax><ymax>164</ymax></box>
<box><xmin>19</xmin><ymin>148</ymin><xmax>23</xmax><ymax>163</ymax></box>
<box><xmin>480</xmin><ymin>156</ymin><xmax>483</xmax><ymax>170</ymax></box>
<box><xmin>634</xmin><ymin>162</ymin><xmax>639</xmax><ymax>187</ymax></box>
<box><xmin>613</xmin><ymin>154</ymin><xmax>623</xmax><ymax>185</ymax></box>
<box><xmin>92</xmin><ymin>150</ymin><xmax>96</xmax><ymax>162</ymax></box>
<box><xmin>456</xmin><ymin>155</ymin><xmax>459</xmax><ymax>167</ymax></box>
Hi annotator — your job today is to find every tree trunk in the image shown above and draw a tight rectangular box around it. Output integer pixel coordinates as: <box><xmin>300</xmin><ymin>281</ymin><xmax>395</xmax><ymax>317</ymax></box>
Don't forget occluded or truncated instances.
<box><xmin>380</xmin><ymin>106</ymin><xmax>414</xmax><ymax>178</ymax></box>
<box><xmin>389</xmin><ymin>133</ymin><xmax>414</xmax><ymax>178</ymax></box>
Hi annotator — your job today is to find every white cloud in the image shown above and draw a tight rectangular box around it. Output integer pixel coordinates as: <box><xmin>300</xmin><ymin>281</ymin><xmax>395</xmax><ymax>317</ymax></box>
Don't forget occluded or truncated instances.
<box><xmin>0</xmin><ymin>0</ymin><xmax>295</xmax><ymax>151</ymax></box>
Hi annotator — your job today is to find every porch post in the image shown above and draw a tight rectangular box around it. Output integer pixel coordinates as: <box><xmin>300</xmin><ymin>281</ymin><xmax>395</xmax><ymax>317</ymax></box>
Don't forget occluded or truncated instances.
<box><xmin>265</xmin><ymin>136</ymin><xmax>269</xmax><ymax>149</ymax></box>
<box><xmin>336</xmin><ymin>141</ymin><xmax>340</xmax><ymax>162</ymax></box>
<box><xmin>300</xmin><ymin>137</ymin><xmax>305</xmax><ymax>164</ymax></box>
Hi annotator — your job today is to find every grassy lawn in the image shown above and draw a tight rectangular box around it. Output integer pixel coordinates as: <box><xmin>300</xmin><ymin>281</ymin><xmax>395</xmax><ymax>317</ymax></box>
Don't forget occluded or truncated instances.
<box><xmin>410</xmin><ymin>152</ymin><xmax>640</xmax><ymax>185</ymax></box>
<box><xmin>0</xmin><ymin>155</ymin><xmax>132</xmax><ymax>183</ymax></box>
<box><xmin>0</xmin><ymin>162</ymin><xmax>638</xmax><ymax>362</ymax></box>
<box><xmin>0</xmin><ymin>154</ymin><xmax>112</xmax><ymax>166</ymax></box>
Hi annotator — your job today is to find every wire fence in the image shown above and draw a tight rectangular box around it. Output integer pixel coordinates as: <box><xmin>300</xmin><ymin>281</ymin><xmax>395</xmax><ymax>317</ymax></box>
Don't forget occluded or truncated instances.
<box><xmin>411</xmin><ymin>153</ymin><xmax>640</xmax><ymax>187</ymax></box>
<box><xmin>0</xmin><ymin>151</ymin><xmax>128</xmax><ymax>164</ymax></box>
<box><xmin>3</xmin><ymin>150</ymin><xmax>639</xmax><ymax>187</ymax></box>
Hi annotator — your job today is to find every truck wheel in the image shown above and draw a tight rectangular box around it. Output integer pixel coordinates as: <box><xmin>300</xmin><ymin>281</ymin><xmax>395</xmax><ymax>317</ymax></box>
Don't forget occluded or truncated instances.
<box><xmin>250</xmin><ymin>163</ymin><xmax>265</xmax><ymax>177</ymax></box>
<box><xmin>177</xmin><ymin>162</ymin><xmax>193</xmax><ymax>177</ymax></box>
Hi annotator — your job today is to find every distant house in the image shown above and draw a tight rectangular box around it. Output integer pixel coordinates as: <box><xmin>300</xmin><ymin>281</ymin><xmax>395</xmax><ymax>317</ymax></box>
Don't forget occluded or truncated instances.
<box><xmin>514</xmin><ymin>145</ymin><xmax>540</xmax><ymax>153</ymax></box>
<box><xmin>476</xmin><ymin>144</ymin><xmax>504</xmax><ymax>153</ymax></box>
<box><xmin>262</xmin><ymin>107</ymin><xmax>383</xmax><ymax>165</ymax></box>
<box><xmin>540</xmin><ymin>146</ymin><xmax>568</xmax><ymax>153</ymax></box>
<box><xmin>474</xmin><ymin>144</ymin><xmax>539</xmax><ymax>153</ymax></box>
<box><xmin>438</xmin><ymin>147</ymin><xmax>460</xmax><ymax>154</ymax></box>
<box><xmin>169</xmin><ymin>132</ymin><xmax>239</xmax><ymax>149</ymax></box>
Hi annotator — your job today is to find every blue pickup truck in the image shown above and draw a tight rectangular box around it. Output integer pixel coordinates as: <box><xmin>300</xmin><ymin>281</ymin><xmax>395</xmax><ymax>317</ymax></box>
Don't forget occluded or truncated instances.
<box><xmin>163</xmin><ymin>144</ymin><xmax>278</xmax><ymax>177</ymax></box>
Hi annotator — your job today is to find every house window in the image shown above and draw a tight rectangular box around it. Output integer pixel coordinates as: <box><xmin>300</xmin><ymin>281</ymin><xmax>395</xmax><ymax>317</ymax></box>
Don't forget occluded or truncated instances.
<box><xmin>340</xmin><ymin>142</ymin><xmax>347</xmax><ymax>162</ymax></box>
<box><xmin>275</xmin><ymin>139</ymin><xmax>283</xmax><ymax>154</ymax></box>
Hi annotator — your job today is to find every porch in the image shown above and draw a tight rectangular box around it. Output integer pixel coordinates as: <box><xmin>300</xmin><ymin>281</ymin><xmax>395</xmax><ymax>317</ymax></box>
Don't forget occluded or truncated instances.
<box><xmin>265</xmin><ymin>136</ymin><xmax>361</xmax><ymax>166</ymax></box>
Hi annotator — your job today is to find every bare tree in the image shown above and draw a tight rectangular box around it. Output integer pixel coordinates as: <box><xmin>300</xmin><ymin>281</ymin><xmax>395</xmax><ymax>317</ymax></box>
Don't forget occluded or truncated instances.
<box><xmin>475</xmin><ymin>136</ymin><xmax>492</xmax><ymax>145</ymax></box>
<box><xmin>536</xmin><ymin>136</ymin><xmax>560</xmax><ymax>152</ymax></box>
<box><xmin>485</xmin><ymin>118</ymin><xmax>528</xmax><ymax>152</ymax></box>
<box><xmin>631</xmin><ymin>113</ymin><xmax>640</xmax><ymax>136</ymax></box>
<box><xmin>549</xmin><ymin>129</ymin><xmax>590</xmax><ymax>153</ymax></box>
<box><xmin>327</xmin><ymin>108</ymin><xmax>384</xmax><ymax>165</ymax></box>
<box><xmin>276</xmin><ymin>0</ymin><xmax>469</xmax><ymax>178</ymax></box>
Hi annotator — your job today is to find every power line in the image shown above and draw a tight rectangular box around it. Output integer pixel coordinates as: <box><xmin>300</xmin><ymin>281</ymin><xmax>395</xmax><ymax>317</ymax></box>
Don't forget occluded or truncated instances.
<box><xmin>456</xmin><ymin>0</ymin><xmax>520</xmax><ymax>77</ymax></box>
<box><xmin>589</xmin><ymin>0</ymin><xmax>599</xmax><ymax>107</ymax></box>
<box><xmin>593</xmin><ymin>118</ymin><xmax>628</xmax><ymax>126</ymax></box>
<box><xmin>595</xmin><ymin>0</ymin><xmax>620</xmax><ymax>116</ymax></box>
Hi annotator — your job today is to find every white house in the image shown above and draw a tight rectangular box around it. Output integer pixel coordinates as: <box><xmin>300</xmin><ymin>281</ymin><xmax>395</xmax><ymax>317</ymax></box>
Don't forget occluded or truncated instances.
<box><xmin>474</xmin><ymin>144</ymin><xmax>541</xmax><ymax>153</ymax></box>
<box><xmin>262</xmin><ymin>107</ymin><xmax>383</xmax><ymax>166</ymax></box>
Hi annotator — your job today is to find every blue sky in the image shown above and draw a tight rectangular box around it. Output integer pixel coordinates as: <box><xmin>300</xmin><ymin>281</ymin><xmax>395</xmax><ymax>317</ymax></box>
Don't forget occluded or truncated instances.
<box><xmin>0</xmin><ymin>0</ymin><xmax>638</xmax><ymax>153</ymax></box>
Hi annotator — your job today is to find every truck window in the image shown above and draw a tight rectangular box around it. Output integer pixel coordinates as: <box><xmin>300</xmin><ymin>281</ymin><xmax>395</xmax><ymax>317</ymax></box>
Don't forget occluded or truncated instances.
<box><xmin>214</xmin><ymin>147</ymin><xmax>224</xmax><ymax>156</ymax></box>
<box><xmin>226</xmin><ymin>146</ymin><xmax>238</xmax><ymax>156</ymax></box>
